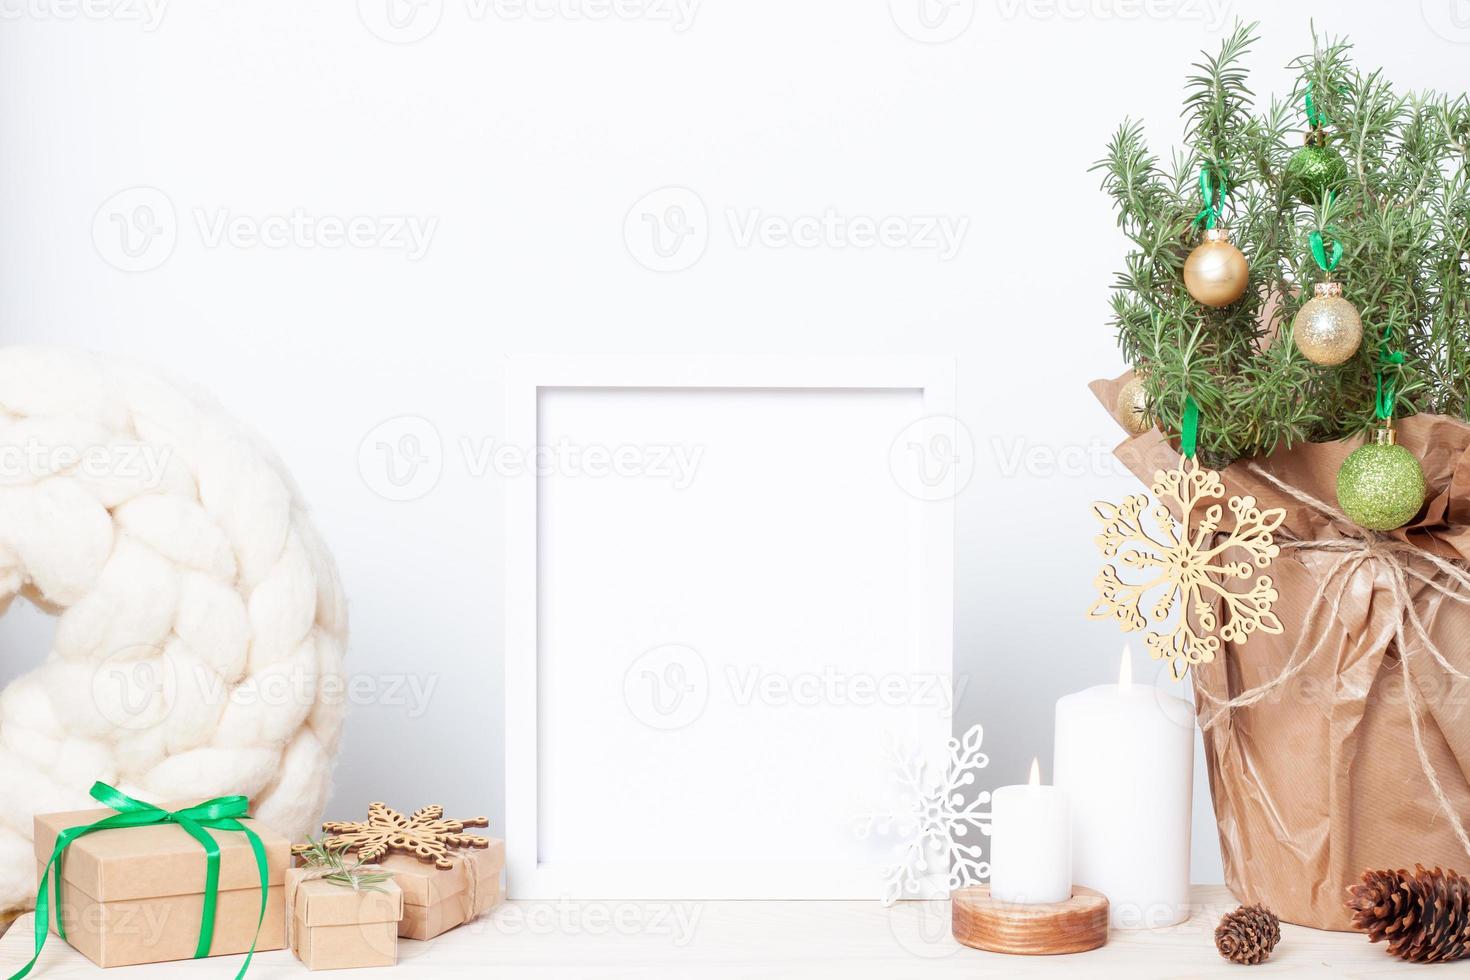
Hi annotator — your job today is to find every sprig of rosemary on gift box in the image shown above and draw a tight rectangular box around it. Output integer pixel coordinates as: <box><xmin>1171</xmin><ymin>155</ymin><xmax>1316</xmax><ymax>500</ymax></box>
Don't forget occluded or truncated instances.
<box><xmin>295</xmin><ymin>836</ymin><xmax>394</xmax><ymax>892</ymax></box>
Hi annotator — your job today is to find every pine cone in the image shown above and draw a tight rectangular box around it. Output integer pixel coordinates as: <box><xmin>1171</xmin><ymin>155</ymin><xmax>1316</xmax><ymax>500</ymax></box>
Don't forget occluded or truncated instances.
<box><xmin>1214</xmin><ymin>903</ymin><xmax>1281</xmax><ymax>964</ymax></box>
<box><xmin>1346</xmin><ymin>865</ymin><xmax>1470</xmax><ymax>963</ymax></box>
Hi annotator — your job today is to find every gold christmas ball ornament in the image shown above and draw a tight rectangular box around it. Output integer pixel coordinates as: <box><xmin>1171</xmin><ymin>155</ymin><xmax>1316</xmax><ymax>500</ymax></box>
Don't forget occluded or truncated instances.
<box><xmin>1292</xmin><ymin>281</ymin><xmax>1364</xmax><ymax>366</ymax></box>
<box><xmin>1115</xmin><ymin>376</ymin><xmax>1152</xmax><ymax>435</ymax></box>
<box><xmin>1183</xmin><ymin>227</ymin><xmax>1250</xmax><ymax>308</ymax></box>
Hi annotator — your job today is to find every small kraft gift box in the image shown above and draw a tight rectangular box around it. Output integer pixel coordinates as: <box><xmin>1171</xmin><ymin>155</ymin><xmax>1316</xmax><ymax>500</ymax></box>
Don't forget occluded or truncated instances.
<box><xmin>378</xmin><ymin>844</ymin><xmax>504</xmax><ymax>941</ymax></box>
<box><xmin>26</xmin><ymin>783</ymin><xmax>288</xmax><ymax>971</ymax></box>
<box><xmin>286</xmin><ymin>868</ymin><xmax>404</xmax><ymax>970</ymax></box>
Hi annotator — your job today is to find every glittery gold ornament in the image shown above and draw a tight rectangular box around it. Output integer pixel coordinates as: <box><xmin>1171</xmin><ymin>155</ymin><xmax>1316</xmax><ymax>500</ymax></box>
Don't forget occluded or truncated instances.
<box><xmin>1183</xmin><ymin>228</ymin><xmax>1249</xmax><ymax>308</ymax></box>
<box><xmin>1292</xmin><ymin>281</ymin><xmax>1363</xmax><ymax>366</ymax></box>
<box><xmin>1115</xmin><ymin>376</ymin><xmax>1152</xmax><ymax>435</ymax></box>
<box><xmin>1088</xmin><ymin>455</ymin><xmax>1285</xmax><ymax>680</ymax></box>
<box><xmin>1336</xmin><ymin>427</ymin><xmax>1426</xmax><ymax>531</ymax></box>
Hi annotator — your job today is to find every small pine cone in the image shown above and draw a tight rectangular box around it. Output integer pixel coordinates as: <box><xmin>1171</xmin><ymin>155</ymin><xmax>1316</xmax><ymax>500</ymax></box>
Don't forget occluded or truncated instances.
<box><xmin>1346</xmin><ymin>864</ymin><xmax>1470</xmax><ymax>963</ymax></box>
<box><xmin>1214</xmin><ymin>903</ymin><xmax>1281</xmax><ymax>964</ymax></box>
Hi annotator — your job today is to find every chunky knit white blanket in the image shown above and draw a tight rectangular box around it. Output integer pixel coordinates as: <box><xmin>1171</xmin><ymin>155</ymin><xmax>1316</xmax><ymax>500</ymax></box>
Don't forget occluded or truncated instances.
<box><xmin>0</xmin><ymin>347</ymin><xmax>347</xmax><ymax>915</ymax></box>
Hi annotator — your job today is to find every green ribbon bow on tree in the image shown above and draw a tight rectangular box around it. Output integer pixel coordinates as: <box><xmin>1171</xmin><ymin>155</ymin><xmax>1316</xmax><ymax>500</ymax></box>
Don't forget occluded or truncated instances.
<box><xmin>1309</xmin><ymin>228</ymin><xmax>1343</xmax><ymax>273</ymax></box>
<box><xmin>1376</xmin><ymin>333</ymin><xmax>1406</xmax><ymax>421</ymax></box>
<box><xmin>9</xmin><ymin>782</ymin><xmax>270</xmax><ymax>980</ymax></box>
<box><xmin>1192</xmin><ymin>164</ymin><xmax>1231</xmax><ymax>230</ymax></box>
<box><xmin>1305</xmin><ymin>80</ymin><xmax>1325</xmax><ymax>129</ymax></box>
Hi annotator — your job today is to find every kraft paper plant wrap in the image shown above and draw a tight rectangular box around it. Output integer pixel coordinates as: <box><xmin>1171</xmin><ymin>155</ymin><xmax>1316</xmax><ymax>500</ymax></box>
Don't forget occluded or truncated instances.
<box><xmin>1092</xmin><ymin>375</ymin><xmax>1470</xmax><ymax>931</ymax></box>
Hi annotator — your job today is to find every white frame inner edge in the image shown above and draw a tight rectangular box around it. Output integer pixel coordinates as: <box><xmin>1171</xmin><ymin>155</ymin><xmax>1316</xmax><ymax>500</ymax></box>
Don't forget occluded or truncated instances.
<box><xmin>505</xmin><ymin>355</ymin><xmax>956</xmax><ymax>899</ymax></box>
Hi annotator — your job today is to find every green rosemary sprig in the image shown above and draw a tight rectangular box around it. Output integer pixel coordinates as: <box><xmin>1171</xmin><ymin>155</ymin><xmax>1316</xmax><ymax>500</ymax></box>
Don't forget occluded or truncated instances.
<box><xmin>295</xmin><ymin>836</ymin><xmax>394</xmax><ymax>892</ymax></box>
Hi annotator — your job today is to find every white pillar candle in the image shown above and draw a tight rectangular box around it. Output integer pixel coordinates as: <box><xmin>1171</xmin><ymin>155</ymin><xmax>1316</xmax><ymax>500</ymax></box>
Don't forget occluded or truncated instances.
<box><xmin>1053</xmin><ymin>647</ymin><xmax>1194</xmax><ymax>929</ymax></box>
<box><xmin>988</xmin><ymin>759</ymin><xmax>1072</xmax><ymax>905</ymax></box>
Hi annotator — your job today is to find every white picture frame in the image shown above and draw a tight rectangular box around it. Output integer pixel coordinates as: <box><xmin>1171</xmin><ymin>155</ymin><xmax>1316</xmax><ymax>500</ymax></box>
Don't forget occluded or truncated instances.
<box><xmin>505</xmin><ymin>355</ymin><xmax>956</xmax><ymax>899</ymax></box>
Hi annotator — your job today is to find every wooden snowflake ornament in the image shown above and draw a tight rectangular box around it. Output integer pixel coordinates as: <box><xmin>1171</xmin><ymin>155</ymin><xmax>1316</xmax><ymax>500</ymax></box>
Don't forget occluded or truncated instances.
<box><xmin>1087</xmin><ymin>456</ymin><xmax>1285</xmax><ymax>680</ymax></box>
<box><xmin>294</xmin><ymin>802</ymin><xmax>491</xmax><ymax>869</ymax></box>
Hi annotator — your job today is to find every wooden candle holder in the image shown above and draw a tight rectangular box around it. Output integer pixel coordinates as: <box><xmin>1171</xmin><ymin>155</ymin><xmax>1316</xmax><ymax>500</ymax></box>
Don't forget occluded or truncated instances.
<box><xmin>951</xmin><ymin>886</ymin><xmax>1108</xmax><ymax>955</ymax></box>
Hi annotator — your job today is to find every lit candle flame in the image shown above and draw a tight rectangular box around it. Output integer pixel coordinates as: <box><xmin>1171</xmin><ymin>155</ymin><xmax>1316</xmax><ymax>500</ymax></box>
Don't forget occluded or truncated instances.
<box><xmin>1028</xmin><ymin>757</ymin><xmax>1041</xmax><ymax>787</ymax></box>
<box><xmin>1119</xmin><ymin>644</ymin><xmax>1133</xmax><ymax>693</ymax></box>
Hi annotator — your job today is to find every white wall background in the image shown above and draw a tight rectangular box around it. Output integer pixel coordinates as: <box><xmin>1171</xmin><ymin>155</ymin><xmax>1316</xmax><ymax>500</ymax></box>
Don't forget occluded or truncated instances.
<box><xmin>1</xmin><ymin>0</ymin><xmax>1466</xmax><ymax>888</ymax></box>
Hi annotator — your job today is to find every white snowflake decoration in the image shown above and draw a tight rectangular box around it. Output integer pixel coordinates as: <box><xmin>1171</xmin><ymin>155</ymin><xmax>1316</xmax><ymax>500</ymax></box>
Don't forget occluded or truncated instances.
<box><xmin>856</xmin><ymin>724</ymin><xmax>992</xmax><ymax>905</ymax></box>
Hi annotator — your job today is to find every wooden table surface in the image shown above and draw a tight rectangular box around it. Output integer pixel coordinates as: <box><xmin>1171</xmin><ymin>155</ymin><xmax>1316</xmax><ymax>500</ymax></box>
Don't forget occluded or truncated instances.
<box><xmin>0</xmin><ymin>886</ymin><xmax>1417</xmax><ymax>978</ymax></box>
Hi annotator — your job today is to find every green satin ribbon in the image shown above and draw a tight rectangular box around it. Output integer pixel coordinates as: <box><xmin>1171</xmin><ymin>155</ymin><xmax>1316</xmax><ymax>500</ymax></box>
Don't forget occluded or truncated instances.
<box><xmin>1192</xmin><ymin>165</ymin><xmax>1230</xmax><ymax>230</ymax></box>
<box><xmin>10</xmin><ymin>782</ymin><xmax>270</xmax><ymax>980</ymax></box>
<box><xmin>1309</xmin><ymin>229</ymin><xmax>1342</xmax><ymax>273</ymax></box>
<box><xmin>1305</xmin><ymin>80</ymin><xmax>1323</xmax><ymax>128</ymax></box>
<box><xmin>1304</xmin><ymin>81</ymin><xmax>1348</xmax><ymax>130</ymax></box>
<box><xmin>1376</xmin><ymin>337</ymin><xmax>1405</xmax><ymax>421</ymax></box>
<box><xmin>1181</xmin><ymin>396</ymin><xmax>1200</xmax><ymax>459</ymax></box>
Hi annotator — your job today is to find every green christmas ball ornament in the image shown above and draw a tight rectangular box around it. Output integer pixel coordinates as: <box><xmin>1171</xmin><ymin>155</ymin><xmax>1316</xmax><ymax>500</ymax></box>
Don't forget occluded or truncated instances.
<box><xmin>1336</xmin><ymin>430</ymin><xmax>1427</xmax><ymax>531</ymax></box>
<box><xmin>1286</xmin><ymin>131</ymin><xmax>1349</xmax><ymax>203</ymax></box>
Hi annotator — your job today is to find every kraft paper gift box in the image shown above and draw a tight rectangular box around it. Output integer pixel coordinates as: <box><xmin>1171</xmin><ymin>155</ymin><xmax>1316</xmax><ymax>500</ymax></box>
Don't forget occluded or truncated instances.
<box><xmin>378</xmin><ymin>840</ymin><xmax>504</xmax><ymax>940</ymax></box>
<box><xmin>33</xmin><ymin>803</ymin><xmax>289</xmax><ymax>968</ymax></box>
<box><xmin>286</xmin><ymin>868</ymin><xmax>404</xmax><ymax>970</ymax></box>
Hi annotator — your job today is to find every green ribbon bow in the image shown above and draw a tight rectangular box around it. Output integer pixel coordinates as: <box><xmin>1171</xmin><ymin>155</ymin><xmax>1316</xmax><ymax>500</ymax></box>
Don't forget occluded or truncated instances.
<box><xmin>1376</xmin><ymin>338</ymin><xmax>1406</xmax><ymax>421</ymax></box>
<box><xmin>1304</xmin><ymin>80</ymin><xmax>1349</xmax><ymax>130</ymax></box>
<box><xmin>10</xmin><ymin>782</ymin><xmax>270</xmax><ymax>980</ymax></box>
<box><xmin>1192</xmin><ymin>165</ymin><xmax>1230</xmax><ymax>230</ymax></box>
<box><xmin>1309</xmin><ymin>229</ymin><xmax>1342</xmax><ymax>273</ymax></box>
<box><xmin>1305</xmin><ymin>80</ymin><xmax>1324</xmax><ymax>129</ymax></box>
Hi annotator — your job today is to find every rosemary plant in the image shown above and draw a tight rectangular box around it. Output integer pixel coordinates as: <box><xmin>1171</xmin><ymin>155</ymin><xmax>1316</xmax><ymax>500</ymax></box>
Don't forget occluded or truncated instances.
<box><xmin>1096</xmin><ymin>22</ymin><xmax>1470</xmax><ymax>465</ymax></box>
